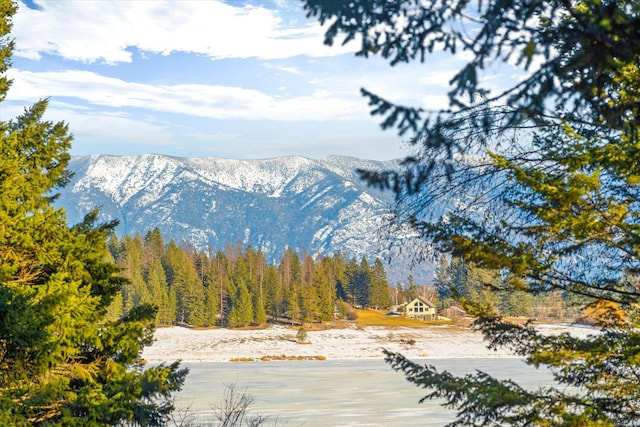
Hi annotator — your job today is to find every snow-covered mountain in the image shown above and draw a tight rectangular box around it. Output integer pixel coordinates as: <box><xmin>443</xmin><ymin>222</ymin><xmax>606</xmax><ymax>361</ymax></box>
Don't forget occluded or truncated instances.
<box><xmin>56</xmin><ymin>154</ymin><xmax>433</xmax><ymax>282</ymax></box>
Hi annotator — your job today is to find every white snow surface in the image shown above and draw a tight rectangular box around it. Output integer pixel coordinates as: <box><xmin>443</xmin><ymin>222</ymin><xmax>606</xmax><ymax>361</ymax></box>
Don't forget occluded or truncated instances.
<box><xmin>143</xmin><ymin>323</ymin><xmax>597</xmax><ymax>363</ymax></box>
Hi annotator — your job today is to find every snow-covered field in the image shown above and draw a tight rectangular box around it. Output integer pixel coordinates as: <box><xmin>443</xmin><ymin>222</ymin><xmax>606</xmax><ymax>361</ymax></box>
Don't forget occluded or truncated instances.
<box><xmin>142</xmin><ymin>323</ymin><xmax>595</xmax><ymax>363</ymax></box>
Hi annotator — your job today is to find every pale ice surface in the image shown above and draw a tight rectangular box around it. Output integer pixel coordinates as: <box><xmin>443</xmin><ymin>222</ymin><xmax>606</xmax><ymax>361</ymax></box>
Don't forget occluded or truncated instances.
<box><xmin>168</xmin><ymin>353</ymin><xmax>578</xmax><ymax>426</ymax></box>
<box><xmin>149</xmin><ymin>324</ymin><xmax>594</xmax><ymax>426</ymax></box>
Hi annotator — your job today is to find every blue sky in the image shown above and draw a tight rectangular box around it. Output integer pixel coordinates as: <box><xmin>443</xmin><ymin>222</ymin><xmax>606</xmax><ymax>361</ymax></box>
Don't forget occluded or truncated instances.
<box><xmin>6</xmin><ymin>0</ymin><xmax>500</xmax><ymax>161</ymax></box>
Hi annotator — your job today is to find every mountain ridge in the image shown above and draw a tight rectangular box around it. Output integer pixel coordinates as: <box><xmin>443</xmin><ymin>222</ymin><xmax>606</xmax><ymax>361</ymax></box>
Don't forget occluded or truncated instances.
<box><xmin>56</xmin><ymin>154</ymin><xmax>432</xmax><ymax>283</ymax></box>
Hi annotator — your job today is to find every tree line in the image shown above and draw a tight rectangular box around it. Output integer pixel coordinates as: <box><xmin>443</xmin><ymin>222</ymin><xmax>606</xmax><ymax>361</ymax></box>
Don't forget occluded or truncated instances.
<box><xmin>107</xmin><ymin>228</ymin><xmax>583</xmax><ymax>329</ymax></box>
<box><xmin>433</xmin><ymin>256</ymin><xmax>581</xmax><ymax>321</ymax></box>
<box><xmin>105</xmin><ymin>229</ymin><xmax>395</xmax><ymax>327</ymax></box>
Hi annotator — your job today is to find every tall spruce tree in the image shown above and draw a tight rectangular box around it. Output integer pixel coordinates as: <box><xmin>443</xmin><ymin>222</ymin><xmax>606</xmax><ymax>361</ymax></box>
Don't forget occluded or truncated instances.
<box><xmin>0</xmin><ymin>2</ymin><xmax>186</xmax><ymax>425</ymax></box>
<box><xmin>313</xmin><ymin>260</ymin><xmax>335</xmax><ymax>321</ymax></box>
<box><xmin>228</xmin><ymin>280</ymin><xmax>253</xmax><ymax>328</ymax></box>
<box><xmin>147</xmin><ymin>259</ymin><xmax>174</xmax><ymax>326</ymax></box>
<box><xmin>305</xmin><ymin>0</ymin><xmax>640</xmax><ymax>425</ymax></box>
<box><xmin>163</xmin><ymin>241</ymin><xmax>207</xmax><ymax>326</ymax></box>
<box><xmin>263</xmin><ymin>264</ymin><xmax>283</xmax><ymax>320</ymax></box>
<box><xmin>369</xmin><ymin>259</ymin><xmax>392</xmax><ymax>309</ymax></box>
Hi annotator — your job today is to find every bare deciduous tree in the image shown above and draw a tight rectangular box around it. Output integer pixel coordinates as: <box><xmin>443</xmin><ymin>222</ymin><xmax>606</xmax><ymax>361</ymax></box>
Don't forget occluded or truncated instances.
<box><xmin>215</xmin><ymin>384</ymin><xmax>269</xmax><ymax>427</ymax></box>
<box><xmin>168</xmin><ymin>383</ymin><xmax>277</xmax><ymax>427</ymax></box>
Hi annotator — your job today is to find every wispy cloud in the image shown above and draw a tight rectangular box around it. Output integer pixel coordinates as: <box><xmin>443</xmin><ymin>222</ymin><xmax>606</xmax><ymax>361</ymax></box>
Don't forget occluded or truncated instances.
<box><xmin>8</xmin><ymin>69</ymin><xmax>366</xmax><ymax>121</ymax></box>
<box><xmin>262</xmin><ymin>62</ymin><xmax>303</xmax><ymax>75</ymax></box>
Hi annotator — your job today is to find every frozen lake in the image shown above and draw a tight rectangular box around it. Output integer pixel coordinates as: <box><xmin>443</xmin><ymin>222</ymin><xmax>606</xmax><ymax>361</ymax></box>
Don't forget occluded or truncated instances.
<box><xmin>175</xmin><ymin>358</ymin><xmax>555</xmax><ymax>426</ymax></box>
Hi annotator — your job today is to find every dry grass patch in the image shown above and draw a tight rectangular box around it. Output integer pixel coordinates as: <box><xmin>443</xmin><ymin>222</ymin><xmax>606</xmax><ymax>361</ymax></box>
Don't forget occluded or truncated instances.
<box><xmin>293</xmin><ymin>322</ymin><xmax>344</xmax><ymax>331</ymax></box>
<box><xmin>230</xmin><ymin>355</ymin><xmax>326</xmax><ymax>362</ymax></box>
<box><xmin>354</xmin><ymin>309</ymin><xmax>452</xmax><ymax>327</ymax></box>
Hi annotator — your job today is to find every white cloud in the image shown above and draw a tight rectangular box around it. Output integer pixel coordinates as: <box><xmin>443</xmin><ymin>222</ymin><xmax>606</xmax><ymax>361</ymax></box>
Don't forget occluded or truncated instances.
<box><xmin>420</xmin><ymin>94</ymin><xmax>451</xmax><ymax>111</ymax></box>
<box><xmin>419</xmin><ymin>70</ymin><xmax>456</xmax><ymax>87</ymax></box>
<box><xmin>262</xmin><ymin>63</ymin><xmax>303</xmax><ymax>75</ymax></box>
<box><xmin>312</xmin><ymin>89</ymin><xmax>330</xmax><ymax>98</ymax></box>
<box><xmin>9</xmin><ymin>99</ymin><xmax>403</xmax><ymax>160</ymax></box>
<box><xmin>7</xmin><ymin>69</ymin><xmax>366</xmax><ymax>122</ymax></box>
<box><xmin>66</xmin><ymin>112</ymin><xmax>171</xmax><ymax>146</ymax></box>
<box><xmin>4</xmin><ymin>101</ymin><xmax>176</xmax><ymax>154</ymax></box>
<box><xmin>14</xmin><ymin>0</ymin><xmax>354</xmax><ymax>63</ymax></box>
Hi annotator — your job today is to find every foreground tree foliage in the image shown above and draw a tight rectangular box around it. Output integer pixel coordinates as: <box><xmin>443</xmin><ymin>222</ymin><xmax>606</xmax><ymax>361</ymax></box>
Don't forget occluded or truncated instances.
<box><xmin>306</xmin><ymin>0</ymin><xmax>640</xmax><ymax>425</ymax></box>
<box><xmin>0</xmin><ymin>2</ymin><xmax>186</xmax><ymax>425</ymax></box>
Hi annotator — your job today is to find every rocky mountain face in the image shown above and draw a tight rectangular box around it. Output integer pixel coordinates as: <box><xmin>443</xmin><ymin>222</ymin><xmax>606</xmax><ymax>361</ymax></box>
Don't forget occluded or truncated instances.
<box><xmin>56</xmin><ymin>154</ymin><xmax>433</xmax><ymax>283</ymax></box>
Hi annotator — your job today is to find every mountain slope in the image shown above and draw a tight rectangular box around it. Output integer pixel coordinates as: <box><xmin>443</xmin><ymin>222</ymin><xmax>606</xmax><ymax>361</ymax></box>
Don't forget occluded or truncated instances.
<box><xmin>57</xmin><ymin>154</ymin><xmax>431</xmax><ymax>282</ymax></box>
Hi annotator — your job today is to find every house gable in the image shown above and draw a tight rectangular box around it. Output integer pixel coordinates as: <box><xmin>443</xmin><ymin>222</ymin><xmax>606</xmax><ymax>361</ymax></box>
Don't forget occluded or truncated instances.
<box><xmin>405</xmin><ymin>297</ymin><xmax>438</xmax><ymax>320</ymax></box>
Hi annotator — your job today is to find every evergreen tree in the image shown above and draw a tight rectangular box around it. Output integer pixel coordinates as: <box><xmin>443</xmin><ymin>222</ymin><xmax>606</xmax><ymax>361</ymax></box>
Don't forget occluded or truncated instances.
<box><xmin>369</xmin><ymin>259</ymin><xmax>392</xmax><ymax>309</ymax></box>
<box><xmin>213</xmin><ymin>250</ymin><xmax>232</xmax><ymax>326</ymax></box>
<box><xmin>262</xmin><ymin>264</ymin><xmax>282</xmax><ymax>320</ymax></box>
<box><xmin>105</xmin><ymin>289</ymin><xmax>124</xmax><ymax>322</ymax></box>
<box><xmin>402</xmin><ymin>275</ymin><xmax>419</xmax><ymax>302</ymax></box>
<box><xmin>185</xmin><ymin>248</ymin><xmax>219</xmax><ymax>327</ymax></box>
<box><xmin>345</xmin><ymin>258</ymin><xmax>369</xmax><ymax>307</ymax></box>
<box><xmin>129</xmin><ymin>266</ymin><xmax>152</xmax><ymax>313</ymax></box>
<box><xmin>284</xmin><ymin>283</ymin><xmax>302</xmax><ymax>324</ymax></box>
<box><xmin>0</xmin><ymin>2</ymin><xmax>186</xmax><ymax>423</ymax></box>
<box><xmin>144</xmin><ymin>227</ymin><xmax>165</xmax><ymax>267</ymax></box>
<box><xmin>299</xmin><ymin>281</ymin><xmax>322</xmax><ymax>323</ymax></box>
<box><xmin>242</xmin><ymin>249</ymin><xmax>267</xmax><ymax>326</ymax></box>
<box><xmin>201</xmin><ymin>265</ymin><xmax>220</xmax><ymax>327</ymax></box>
<box><xmin>500</xmin><ymin>289</ymin><xmax>534</xmax><ymax>317</ymax></box>
<box><xmin>433</xmin><ymin>255</ymin><xmax>452</xmax><ymax>304</ymax></box>
<box><xmin>301</xmin><ymin>252</ymin><xmax>315</xmax><ymax>285</ymax></box>
<box><xmin>330</xmin><ymin>252</ymin><xmax>349</xmax><ymax>302</ymax></box>
<box><xmin>252</xmin><ymin>289</ymin><xmax>267</xmax><ymax>326</ymax></box>
<box><xmin>106</xmin><ymin>232</ymin><xmax>121</xmax><ymax>261</ymax></box>
<box><xmin>278</xmin><ymin>247</ymin><xmax>302</xmax><ymax>289</ymax></box>
<box><xmin>296</xmin><ymin>326</ymin><xmax>309</xmax><ymax>344</ymax></box>
<box><xmin>116</xmin><ymin>234</ymin><xmax>149</xmax><ymax>315</ymax></box>
<box><xmin>228</xmin><ymin>280</ymin><xmax>253</xmax><ymax>328</ymax></box>
<box><xmin>465</xmin><ymin>262</ymin><xmax>502</xmax><ymax>311</ymax></box>
<box><xmin>307</xmin><ymin>0</ymin><xmax>640</xmax><ymax>424</ymax></box>
<box><xmin>163</xmin><ymin>241</ymin><xmax>206</xmax><ymax>325</ymax></box>
<box><xmin>147</xmin><ymin>259</ymin><xmax>174</xmax><ymax>326</ymax></box>
<box><xmin>357</xmin><ymin>258</ymin><xmax>371</xmax><ymax>307</ymax></box>
<box><xmin>313</xmin><ymin>260</ymin><xmax>335</xmax><ymax>321</ymax></box>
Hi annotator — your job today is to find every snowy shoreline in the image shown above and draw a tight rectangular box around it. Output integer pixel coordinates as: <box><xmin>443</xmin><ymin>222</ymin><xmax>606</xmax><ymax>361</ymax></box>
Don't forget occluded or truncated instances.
<box><xmin>142</xmin><ymin>323</ymin><xmax>594</xmax><ymax>363</ymax></box>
